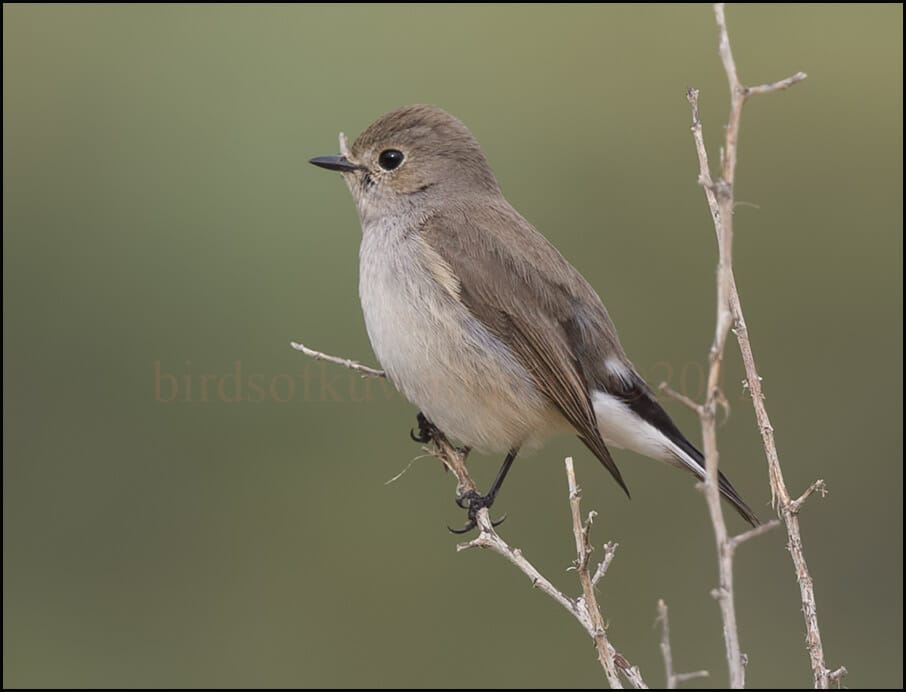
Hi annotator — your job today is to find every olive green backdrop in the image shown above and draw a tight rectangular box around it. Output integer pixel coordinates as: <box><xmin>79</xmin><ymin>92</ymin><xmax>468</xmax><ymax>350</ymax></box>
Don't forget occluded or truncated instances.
<box><xmin>3</xmin><ymin>4</ymin><xmax>902</xmax><ymax>688</ymax></box>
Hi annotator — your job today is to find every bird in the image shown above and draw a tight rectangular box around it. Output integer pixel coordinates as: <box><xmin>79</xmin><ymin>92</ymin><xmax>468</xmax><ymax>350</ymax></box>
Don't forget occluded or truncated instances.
<box><xmin>309</xmin><ymin>104</ymin><xmax>758</xmax><ymax>532</ymax></box>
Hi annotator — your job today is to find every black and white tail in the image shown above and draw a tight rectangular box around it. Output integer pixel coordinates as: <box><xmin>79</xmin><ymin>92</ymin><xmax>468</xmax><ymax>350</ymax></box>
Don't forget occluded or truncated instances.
<box><xmin>592</xmin><ymin>385</ymin><xmax>760</xmax><ymax>527</ymax></box>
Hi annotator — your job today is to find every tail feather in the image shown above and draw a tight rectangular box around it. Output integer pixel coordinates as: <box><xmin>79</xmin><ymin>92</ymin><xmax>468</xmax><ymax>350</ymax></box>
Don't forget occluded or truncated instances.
<box><xmin>616</xmin><ymin>385</ymin><xmax>761</xmax><ymax>527</ymax></box>
<box><xmin>702</xmin><ymin>452</ymin><xmax>761</xmax><ymax>527</ymax></box>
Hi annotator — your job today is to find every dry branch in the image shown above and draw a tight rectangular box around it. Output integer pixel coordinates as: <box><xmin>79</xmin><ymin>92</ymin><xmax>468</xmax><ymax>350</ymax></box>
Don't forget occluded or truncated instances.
<box><xmin>292</xmin><ymin>343</ymin><xmax>647</xmax><ymax>688</ymax></box>
<box><xmin>683</xmin><ymin>82</ymin><xmax>750</xmax><ymax>688</ymax></box>
<box><xmin>564</xmin><ymin>457</ymin><xmax>625</xmax><ymax>687</ymax></box>
<box><xmin>290</xmin><ymin>342</ymin><xmax>386</xmax><ymax>378</ymax></box>
<box><xmin>670</xmin><ymin>4</ymin><xmax>841</xmax><ymax>688</ymax></box>
<box><xmin>656</xmin><ymin>599</ymin><xmax>710</xmax><ymax>689</ymax></box>
<box><xmin>432</xmin><ymin>449</ymin><xmax>651</xmax><ymax>688</ymax></box>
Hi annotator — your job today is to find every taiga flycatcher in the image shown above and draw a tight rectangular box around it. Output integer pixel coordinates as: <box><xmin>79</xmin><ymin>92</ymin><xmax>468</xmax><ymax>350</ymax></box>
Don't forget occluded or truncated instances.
<box><xmin>310</xmin><ymin>104</ymin><xmax>758</xmax><ymax>532</ymax></box>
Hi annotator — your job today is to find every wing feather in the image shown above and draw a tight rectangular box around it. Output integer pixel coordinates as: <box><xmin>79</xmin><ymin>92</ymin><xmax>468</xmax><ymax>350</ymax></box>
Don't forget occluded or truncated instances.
<box><xmin>420</xmin><ymin>200</ymin><xmax>630</xmax><ymax>496</ymax></box>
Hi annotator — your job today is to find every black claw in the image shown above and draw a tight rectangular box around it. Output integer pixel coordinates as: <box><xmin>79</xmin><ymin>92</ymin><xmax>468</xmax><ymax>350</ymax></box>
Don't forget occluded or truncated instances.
<box><xmin>447</xmin><ymin>519</ymin><xmax>478</xmax><ymax>535</ymax></box>
<box><xmin>410</xmin><ymin>412</ymin><xmax>439</xmax><ymax>444</ymax></box>
<box><xmin>455</xmin><ymin>489</ymin><xmax>479</xmax><ymax>510</ymax></box>
<box><xmin>447</xmin><ymin>449</ymin><xmax>518</xmax><ymax>534</ymax></box>
<box><xmin>446</xmin><ymin>509</ymin><xmax>506</xmax><ymax>535</ymax></box>
<box><xmin>449</xmin><ymin>490</ymin><xmax>503</xmax><ymax>534</ymax></box>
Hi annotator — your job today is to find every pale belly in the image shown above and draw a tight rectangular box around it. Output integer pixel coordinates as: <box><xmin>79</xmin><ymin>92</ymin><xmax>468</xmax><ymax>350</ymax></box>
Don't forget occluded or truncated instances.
<box><xmin>358</xmin><ymin>227</ymin><xmax>563</xmax><ymax>452</ymax></box>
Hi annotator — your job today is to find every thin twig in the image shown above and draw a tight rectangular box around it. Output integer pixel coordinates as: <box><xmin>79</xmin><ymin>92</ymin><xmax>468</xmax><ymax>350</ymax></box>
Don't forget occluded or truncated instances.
<box><xmin>657</xmin><ymin>599</ymin><xmax>710</xmax><ymax>689</ymax></box>
<box><xmin>745</xmin><ymin>73</ymin><xmax>808</xmax><ymax>96</ymax></box>
<box><xmin>290</xmin><ymin>341</ymin><xmax>386</xmax><ymax>378</ymax></box>
<box><xmin>729</xmin><ymin>520</ymin><xmax>781</xmax><ymax>552</ymax></box>
<box><xmin>675</xmin><ymin>670</ymin><xmax>712</xmax><ymax>686</ymax></box>
<box><xmin>292</xmin><ymin>343</ymin><xmax>647</xmax><ymax>688</ymax></box>
<box><xmin>566</xmin><ymin>458</ymin><xmax>623</xmax><ymax>688</ymax></box>
<box><xmin>713</xmin><ymin>5</ymin><xmax>837</xmax><ymax>689</ymax></box>
<box><xmin>827</xmin><ymin>666</ymin><xmax>848</xmax><ymax>687</ymax></box>
<box><xmin>592</xmin><ymin>541</ymin><xmax>619</xmax><ymax>587</ymax></box>
<box><xmin>456</xmin><ymin>504</ymin><xmax>593</xmax><ymax>634</ymax></box>
<box><xmin>658</xmin><ymin>383</ymin><xmax>704</xmax><ymax>415</ymax></box>
<box><xmin>787</xmin><ymin>480</ymin><xmax>828</xmax><ymax>516</ymax></box>
<box><xmin>686</xmin><ymin>83</ymin><xmax>747</xmax><ymax>689</ymax></box>
<box><xmin>730</xmin><ymin>286</ymin><xmax>837</xmax><ymax>687</ymax></box>
<box><xmin>457</xmin><ymin>453</ymin><xmax>648</xmax><ymax>689</ymax></box>
<box><xmin>683</xmin><ymin>5</ymin><xmax>841</xmax><ymax>688</ymax></box>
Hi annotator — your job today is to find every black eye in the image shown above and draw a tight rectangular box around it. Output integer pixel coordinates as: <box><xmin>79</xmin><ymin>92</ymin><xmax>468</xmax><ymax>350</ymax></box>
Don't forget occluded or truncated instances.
<box><xmin>378</xmin><ymin>149</ymin><xmax>404</xmax><ymax>171</ymax></box>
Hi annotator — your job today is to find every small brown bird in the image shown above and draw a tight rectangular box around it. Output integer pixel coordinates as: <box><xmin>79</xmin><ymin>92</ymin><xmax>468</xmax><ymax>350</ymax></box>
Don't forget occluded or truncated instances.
<box><xmin>310</xmin><ymin>104</ymin><xmax>758</xmax><ymax>531</ymax></box>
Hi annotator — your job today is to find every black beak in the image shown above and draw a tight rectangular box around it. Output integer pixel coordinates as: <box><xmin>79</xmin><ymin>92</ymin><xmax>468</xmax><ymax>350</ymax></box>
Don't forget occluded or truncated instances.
<box><xmin>309</xmin><ymin>155</ymin><xmax>360</xmax><ymax>172</ymax></box>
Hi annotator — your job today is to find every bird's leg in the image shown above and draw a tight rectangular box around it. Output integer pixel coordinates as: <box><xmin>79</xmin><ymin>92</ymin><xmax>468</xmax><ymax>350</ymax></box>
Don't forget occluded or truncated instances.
<box><xmin>449</xmin><ymin>448</ymin><xmax>519</xmax><ymax>534</ymax></box>
<box><xmin>410</xmin><ymin>411</ymin><xmax>511</xmax><ymax>534</ymax></box>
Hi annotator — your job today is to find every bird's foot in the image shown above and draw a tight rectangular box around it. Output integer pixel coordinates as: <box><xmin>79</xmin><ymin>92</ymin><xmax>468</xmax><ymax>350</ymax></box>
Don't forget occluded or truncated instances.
<box><xmin>410</xmin><ymin>413</ymin><xmax>469</xmax><ymax>456</ymax></box>
<box><xmin>410</xmin><ymin>412</ymin><xmax>441</xmax><ymax>444</ymax></box>
<box><xmin>448</xmin><ymin>489</ymin><xmax>507</xmax><ymax>534</ymax></box>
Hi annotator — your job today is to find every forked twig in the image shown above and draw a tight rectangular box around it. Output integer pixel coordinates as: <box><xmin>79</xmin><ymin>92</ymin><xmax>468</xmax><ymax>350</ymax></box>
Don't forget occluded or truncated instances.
<box><xmin>678</xmin><ymin>4</ymin><xmax>840</xmax><ymax>688</ymax></box>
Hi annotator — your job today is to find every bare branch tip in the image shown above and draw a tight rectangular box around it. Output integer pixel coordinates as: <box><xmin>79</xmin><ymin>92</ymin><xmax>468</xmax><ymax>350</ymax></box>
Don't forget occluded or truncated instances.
<box><xmin>290</xmin><ymin>341</ymin><xmax>386</xmax><ymax>378</ymax></box>
<box><xmin>730</xmin><ymin>519</ymin><xmax>782</xmax><ymax>550</ymax></box>
<box><xmin>676</xmin><ymin>670</ymin><xmax>710</xmax><ymax>684</ymax></box>
<box><xmin>591</xmin><ymin>545</ymin><xmax>618</xmax><ymax>586</ymax></box>
<box><xmin>746</xmin><ymin>71</ymin><xmax>809</xmax><ymax>96</ymax></box>
<box><xmin>455</xmin><ymin>539</ymin><xmax>479</xmax><ymax>552</ymax></box>
<box><xmin>787</xmin><ymin>479</ymin><xmax>828</xmax><ymax>515</ymax></box>
<box><xmin>828</xmin><ymin>666</ymin><xmax>848</xmax><ymax>683</ymax></box>
<box><xmin>659</xmin><ymin>382</ymin><xmax>704</xmax><ymax>415</ymax></box>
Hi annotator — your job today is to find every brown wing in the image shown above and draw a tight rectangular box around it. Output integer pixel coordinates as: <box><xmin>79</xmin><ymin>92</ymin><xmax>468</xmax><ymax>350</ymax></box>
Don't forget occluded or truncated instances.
<box><xmin>420</xmin><ymin>199</ymin><xmax>630</xmax><ymax>497</ymax></box>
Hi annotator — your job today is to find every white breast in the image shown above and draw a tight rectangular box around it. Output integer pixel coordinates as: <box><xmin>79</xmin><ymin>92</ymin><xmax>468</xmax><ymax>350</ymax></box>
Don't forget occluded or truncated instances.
<box><xmin>358</xmin><ymin>218</ymin><xmax>560</xmax><ymax>452</ymax></box>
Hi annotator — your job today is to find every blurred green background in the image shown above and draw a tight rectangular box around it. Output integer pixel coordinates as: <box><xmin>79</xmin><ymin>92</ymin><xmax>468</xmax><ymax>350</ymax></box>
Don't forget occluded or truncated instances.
<box><xmin>3</xmin><ymin>4</ymin><xmax>902</xmax><ymax>688</ymax></box>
